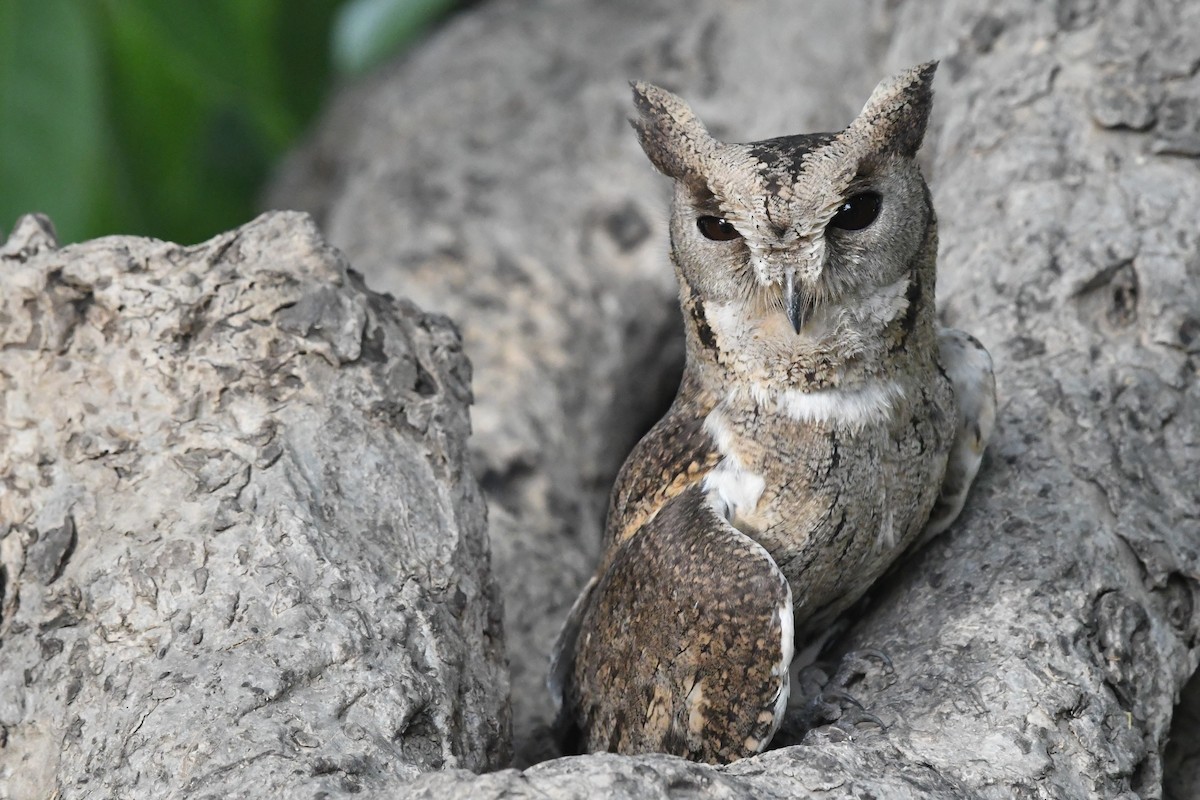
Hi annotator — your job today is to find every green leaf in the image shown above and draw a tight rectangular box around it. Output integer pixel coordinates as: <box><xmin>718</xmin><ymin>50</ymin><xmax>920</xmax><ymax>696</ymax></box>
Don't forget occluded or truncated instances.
<box><xmin>0</xmin><ymin>0</ymin><xmax>105</xmax><ymax>243</ymax></box>
<box><xmin>96</xmin><ymin>0</ymin><xmax>287</xmax><ymax>244</ymax></box>
<box><xmin>275</xmin><ymin>0</ymin><xmax>342</xmax><ymax>123</ymax></box>
<box><xmin>1</xmin><ymin>0</ymin><xmax>453</xmax><ymax>246</ymax></box>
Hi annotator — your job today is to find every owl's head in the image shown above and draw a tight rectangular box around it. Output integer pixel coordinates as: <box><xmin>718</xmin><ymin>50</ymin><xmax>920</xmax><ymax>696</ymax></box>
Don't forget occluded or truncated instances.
<box><xmin>632</xmin><ymin>63</ymin><xmax>937</xmax><ymax>345</ymax></box>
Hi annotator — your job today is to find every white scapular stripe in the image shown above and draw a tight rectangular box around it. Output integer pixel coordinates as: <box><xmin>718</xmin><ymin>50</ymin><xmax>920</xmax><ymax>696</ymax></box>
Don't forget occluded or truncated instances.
<box><xmin>765</xmin><ymin>592</ymin><xmax>795</xmax><ymax>749</ymax></box>
<box><xmin>701</xmin><ymin>410</ymin><xmax>766</xmax><ymax>520</ymax></box>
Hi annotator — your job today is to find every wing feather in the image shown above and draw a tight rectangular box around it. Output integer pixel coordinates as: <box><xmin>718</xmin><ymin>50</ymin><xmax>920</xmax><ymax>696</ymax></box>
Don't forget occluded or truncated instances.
<box><xmin>564</xmin><ymin>484</ymin><xmax>793</xmax><ymax>764</ymax></box>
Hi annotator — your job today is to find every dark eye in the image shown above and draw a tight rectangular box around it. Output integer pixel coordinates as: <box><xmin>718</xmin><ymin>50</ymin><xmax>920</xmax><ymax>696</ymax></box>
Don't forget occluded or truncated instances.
<box><xmin>697</xmin><ymin>216</ymin><xmax>742</xmax><ymax>241</ymax></box>
<box><xmin>829</xmin><ymin>192</ymin><xmax>882</xmax><ymax>231</ymax></box>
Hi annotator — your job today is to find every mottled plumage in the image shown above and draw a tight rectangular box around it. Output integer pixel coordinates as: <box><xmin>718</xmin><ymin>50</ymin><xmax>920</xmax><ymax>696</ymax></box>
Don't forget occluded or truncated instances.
<box><xmin>550</xmin><ymin>62</ymin><xmax>996</xmax><ymax>764</ymax></box>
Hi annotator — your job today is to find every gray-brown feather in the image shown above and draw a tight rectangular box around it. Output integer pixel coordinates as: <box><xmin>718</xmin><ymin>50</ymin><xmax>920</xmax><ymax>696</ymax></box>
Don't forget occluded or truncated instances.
<box><xmin>603</xmin><ymin>371</ymin><xmax>720</xmax><ymax>550</ymax></box>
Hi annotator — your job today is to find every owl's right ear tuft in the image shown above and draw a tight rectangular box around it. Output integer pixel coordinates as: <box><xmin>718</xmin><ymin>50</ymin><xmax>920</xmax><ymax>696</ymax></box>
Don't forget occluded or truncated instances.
<box><xmin>629</xmin><ymin>81</ymin><xmax>717</xmax><ymax>185</ymax></box>
<box><xmin>849</xmin><ymin>61</ymin><xmax>938</xmax><ymax>158</ymax></box>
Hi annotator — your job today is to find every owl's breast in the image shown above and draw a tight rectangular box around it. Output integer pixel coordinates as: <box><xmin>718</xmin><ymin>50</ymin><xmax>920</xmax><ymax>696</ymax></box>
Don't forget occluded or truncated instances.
<box><xmin>703</xmin><ymin>371</ymin><xmax>955</xmax><ymax>637</ymax></box>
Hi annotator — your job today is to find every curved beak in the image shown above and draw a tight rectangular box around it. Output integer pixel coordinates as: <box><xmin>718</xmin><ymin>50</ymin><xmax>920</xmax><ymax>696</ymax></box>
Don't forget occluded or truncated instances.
<box><xmin>783</xmin><ymin>269</ymin><xmax>804</xmax><ymax>333</ymax></box>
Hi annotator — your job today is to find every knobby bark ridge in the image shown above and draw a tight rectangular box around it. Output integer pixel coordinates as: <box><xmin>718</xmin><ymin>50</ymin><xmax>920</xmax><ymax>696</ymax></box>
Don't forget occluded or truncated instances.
<box><xmin>0</xmin><ymin>212</ymin><xmax>508</xmax><ymax>798</ymax></box>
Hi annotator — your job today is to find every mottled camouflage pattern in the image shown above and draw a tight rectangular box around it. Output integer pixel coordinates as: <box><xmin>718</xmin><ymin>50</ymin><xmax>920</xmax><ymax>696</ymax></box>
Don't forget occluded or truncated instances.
<box><xmin>570</xmin><ymin>485</ymin><xmax>791</xmax><ymax>763</ymax></box>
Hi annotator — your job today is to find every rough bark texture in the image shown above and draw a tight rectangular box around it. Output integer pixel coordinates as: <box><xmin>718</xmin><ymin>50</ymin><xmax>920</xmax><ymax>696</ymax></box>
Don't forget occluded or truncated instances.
<box><xmin>0</xmin><ymin>212</ymin><xmax>508</xmax><ymax>798</ymax></box>
<box><xmin>3</xmin><ymin>0</ymin><xmax>1198</xmax><ymax>796</ymax></box>
<box><xmin>266</xmin><ymin>0</ymin><xmax>1200</xmax><ymax>797</ymax></box>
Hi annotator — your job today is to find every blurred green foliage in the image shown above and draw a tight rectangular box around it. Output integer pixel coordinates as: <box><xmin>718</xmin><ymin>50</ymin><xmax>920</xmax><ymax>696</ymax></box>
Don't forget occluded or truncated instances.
<box><xmin>0</xmin><ymin>0</ymin><xmax>459</xmax><ymax>245</ymax></box>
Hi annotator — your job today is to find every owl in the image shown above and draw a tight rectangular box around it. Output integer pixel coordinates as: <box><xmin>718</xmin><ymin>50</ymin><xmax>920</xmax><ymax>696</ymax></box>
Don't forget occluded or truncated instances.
<box><xmin>549</xmin><ymin>62</ymin><xmax>996</xmax><ymax>764</ymax></box>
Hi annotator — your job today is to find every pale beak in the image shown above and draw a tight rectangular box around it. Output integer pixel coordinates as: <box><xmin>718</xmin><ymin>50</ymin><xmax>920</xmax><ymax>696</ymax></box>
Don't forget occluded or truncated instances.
<box><xmin>783</xmin><ymin>269</ymin><xmax>804</xmax><ymax>333</ymax></box>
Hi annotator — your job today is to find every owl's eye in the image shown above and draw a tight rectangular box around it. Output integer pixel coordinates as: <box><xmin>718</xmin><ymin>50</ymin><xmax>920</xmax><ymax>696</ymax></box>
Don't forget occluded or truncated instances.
<box><xmin>829</xmin><ymin>192</ymin><xmax>882</xmax><ymax>231</ymax></box>
<box><xmin>696</xmin><ymin>216</ymin><xmax>742</xmax><ymax>241</ymax></box>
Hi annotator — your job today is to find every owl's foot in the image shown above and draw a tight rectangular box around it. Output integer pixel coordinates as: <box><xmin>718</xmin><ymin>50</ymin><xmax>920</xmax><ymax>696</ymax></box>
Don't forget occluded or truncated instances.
<box><xmin>801</xmin><ymin>691</ymin><xmax>886</xmax><ymax>740</ymax></box>
<box><xmin>775</xmin><ymin>649</ymin><xmax>893</xmax><ymax>744</ymax></box>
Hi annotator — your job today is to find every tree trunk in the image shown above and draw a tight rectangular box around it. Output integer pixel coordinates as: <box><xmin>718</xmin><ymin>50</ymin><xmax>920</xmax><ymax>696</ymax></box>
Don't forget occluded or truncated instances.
<box><xmin>269</xmin><ymin>0</ymin><xmax>1200</xmax><ymax>796</ymax></box>
<box><xmin>2</xmin><ymin>0</ymin><xmax>1196</xmax><ymax>796</ymax></box>
<box><xmin>0</xmin><ymin>212</ymin><xmax>508</xmax><ymax>798</ymax></box>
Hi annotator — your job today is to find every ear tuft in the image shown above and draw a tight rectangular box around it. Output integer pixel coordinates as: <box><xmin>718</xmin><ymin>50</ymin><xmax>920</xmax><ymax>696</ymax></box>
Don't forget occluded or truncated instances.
<box><xmin>629</xmin><ymin>81</ymin><xmax>718</xmax><ymax>184</ymax></box>
<box><xmin>851</xmin><ymin>61</ymin><xmax>938</xmax><ymax>158</ymax></box>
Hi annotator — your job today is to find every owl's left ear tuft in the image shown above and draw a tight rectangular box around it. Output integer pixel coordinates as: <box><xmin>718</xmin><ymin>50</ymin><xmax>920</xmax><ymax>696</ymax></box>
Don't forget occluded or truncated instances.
<box><xmin>629</xmin><ymin>81</ymin><xmax>719</xmax><ymax>186</ymax></box>
<box><xmin>850</xmin><ymin>61</ymin><xmax>938</xmax><ymax>158</ymax></box>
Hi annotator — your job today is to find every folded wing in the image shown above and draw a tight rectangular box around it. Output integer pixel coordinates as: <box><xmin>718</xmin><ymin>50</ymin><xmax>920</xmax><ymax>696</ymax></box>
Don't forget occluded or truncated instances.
<box><xmin>557</xmin><ymin>484</ymin><xmax>793</xmax><ymax>764</ymax></box>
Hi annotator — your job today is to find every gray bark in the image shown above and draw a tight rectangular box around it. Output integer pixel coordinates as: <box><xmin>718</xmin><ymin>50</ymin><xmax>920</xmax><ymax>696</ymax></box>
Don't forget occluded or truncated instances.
<box><xmin>0</xmin><ymin>212</ymin><xmax>508</xmax><ymax>798</ymax></box>
<box><xmin>267</xmin><ymin>0</ymin><xmax>1200</xmax><ymax>797</ymax></box>
<box><xmin>2</xmin><ymin>0</ymin><xmax>1197</xmax><ymax>796</ymax></box>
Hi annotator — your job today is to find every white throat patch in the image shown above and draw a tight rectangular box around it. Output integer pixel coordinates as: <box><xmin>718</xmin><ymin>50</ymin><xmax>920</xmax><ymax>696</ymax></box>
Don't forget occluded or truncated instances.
<box><xmin>744</xmin><ymin>380</ymin><xmax>904</xmax><ymax>431</ymax></box>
